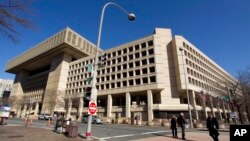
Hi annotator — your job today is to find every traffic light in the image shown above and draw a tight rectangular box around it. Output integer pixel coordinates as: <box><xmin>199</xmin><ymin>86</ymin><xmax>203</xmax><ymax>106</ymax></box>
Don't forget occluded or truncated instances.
<box><xmin>84</xmin><ymin>87</ymin><xmax>92</xmax><ymax>100</ymax></box>
<box><xmin>98</xmin><ymin>53</ymin><xmax>107</xmax><ymax>67</ymax></box>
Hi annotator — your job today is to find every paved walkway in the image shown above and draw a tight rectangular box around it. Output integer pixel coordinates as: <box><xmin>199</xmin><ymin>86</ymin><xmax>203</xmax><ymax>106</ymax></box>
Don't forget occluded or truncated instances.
<box><xmin>0</xmin><ymin>125</ymin><xmax>84</xmax><ymax>141</ymax></box>
<box><xmin>132</xmin><ymin>131</ymin><xmax>229</xmax><ymax>141</ymax></box>
<box><xmin>0</xmin><ymin>125</ymin><xmax>229</xmax><ymax>141</ymax></box>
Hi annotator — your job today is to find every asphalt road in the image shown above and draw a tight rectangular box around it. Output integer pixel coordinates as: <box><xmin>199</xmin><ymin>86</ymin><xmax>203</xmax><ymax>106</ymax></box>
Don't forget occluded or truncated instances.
<box><xmin>6</xmin><ymin>118</ymin><xmax>228</xmax><ymax>141</ymax></box>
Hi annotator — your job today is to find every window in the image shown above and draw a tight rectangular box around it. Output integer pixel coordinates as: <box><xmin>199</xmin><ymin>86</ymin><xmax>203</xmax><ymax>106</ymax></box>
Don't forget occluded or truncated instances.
<box><xmin>148</xmin><ymin>49</ymin><xmax>154</xmax><ymax>55</ymax></box>
<box><xmin>117</xmin><ymin>57</ymin><xmax>121</xmax><ymax>63</ymax></box>
<box><xmin>117</xmin><ymin>50</ymin><xmax>121</xmax><ymax>55</ymax></box>
<box><xmin>101</xmin><ymin>77</ymin><xmax>104</xmax><ymax>82</ymax></box>
<box><xmin>111</xmin><ymin>83</ymin><xmax>115</xmax><ymax>88</ymax></box>
<box><xmin>112</xmin><ymin>52</ymin><xmax>116</xmax><ymax>57</ymax></box>
<box><xmin>142</xmin><ymin>59</ymin><xmax>147</xmax><ymax>65</ymax></box>
<box><xmin>135</xmin><ymin>61</ymin><xmax>140</xmax><ymax>67</ymax></box>
<box><xmin>135</xmin><ymin>69</ymin><xmax>140</xmax><ymax>75</ymax></box>
<box><xmin>129</xmin><ymin>71</ymin><xmax>133</xmax><ymax>76</ymax></box>
<box><xmin>117</xmin><ymin>73</ymin><xmax>121</xmax><ymax>79</ymax></box>
<box><xmin>142</xmin><ymin>68</ymin><xmax>148</xmax><ymax>74</ymax></box>
<box><xmin>135</xmin><ymin>79</ymin><xmax>141</xmax><ymax>85</ymax></box>
<box><xmin>141</xmin><ymin>42</ymin><xmax>146</xmax><ymax>48</ymax></box>
<box><xmin>123</xmin><ymin>56</ymin><xmax>127</xmax><ymax>61</ymax></box>
<box><xmin>129</xmin><ymin>62</ymin><xmax>133</xmax><ymax>68</ymax></box>
<box><xmin>106</xmin><ymin>84</ymin><xmax>109</xmax><ymax>89</ymax></box>
<box><xmin>123</xmin><ymin>72</ymin><xmax>127</xmax><ymax>78</ymax></box>
<box><xmin>106</xmin><ymin>76</ymin><xmax>110</xmax><ymax>81</ymax></box>
<box><xmin>111</xmin><ymin>74</ymin><xmax>115</xmax><ymax>80</ymax></box>
<box><xmin>107</xmin><ymin>68</ymin><xmax>110</xmax><ymax>73</ymax></box>
<box><xmin>117</xmin><ymin>65</ymin><xmax>121</xmax><ymax>71</ymax></box>
<box><xmin>148</xmin><ymin>40</ymin><xmax>153</xmax><ymax>46</ymax></box>
<box><xmin>129</xmin><ymin>80</ymin><xmax>134</xmax><ymax>85</ymax></box>
<box><xmin>149</xmin><ymin>57</ymin><xmax>155</xmax><ymax>64</ymax></box>
<box><xmin>141</xmin><ymin>51</ymin><xmax>147</xmax><ymax>57</ymax></box>
<box><xmin>123</xmin><ymin>81</ymin><xmax>127</xmax><ymax>87</ymax></box>
<box><xmin>117</xmin><ymin>82</ymin><xmax>121</xmax><ymax>87</ymax></box>
<box><xmin>129</xmin><ymin>54</ymin><xmax>133</xmax><ymax>60</ymax></box>
<box><xmin>142</xmin><ymin>77</ymin><xmax>148</xmax><ymax>84</ymax></box>
<box><xmin>112</xmin><ymin>67</ymin><xmax>116</xmax><ymax>72</ymax></box>
<box><xmin>150</xmin><ymin>76</ymin><xmax>156</xmax><ymax>83</ymax></box>
<box><xmin>123</xmin><ymin>64</ymin><xmax>127</xmax><ymax>69</ymax></box>
<box><xmin>123</xmin><ymin>48</ymin><xmax>127</xmax><ymax>54</ymax></box>
<box><xmin>135</xmin><ymin>52</ymin><xmax>140</xmax><ymax>58</ymax></box>
<box><xmin>112</xmin><ymin>59</ymin><xmax>116</xmax><ymax>64</ymax></box>
<box><xmin>135</xmin><ymin>44</ymin><xmax>140</xmax><ymax>50</ymax></box>
<box><xmin>129</xmin><ymin>46</ymin><xmax>133</xmax><ymax>52</ymax></box>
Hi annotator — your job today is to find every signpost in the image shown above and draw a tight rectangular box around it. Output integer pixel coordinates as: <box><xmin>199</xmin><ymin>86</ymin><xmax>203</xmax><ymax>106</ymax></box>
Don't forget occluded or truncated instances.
<box><xmin>88</xmin><ymin>101</ymin><xmax>97</xmax><ymax>116</ymax></box>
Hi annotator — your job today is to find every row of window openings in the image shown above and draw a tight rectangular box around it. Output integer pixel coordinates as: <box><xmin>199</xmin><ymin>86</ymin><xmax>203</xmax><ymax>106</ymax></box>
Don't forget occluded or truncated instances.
<box><xmin>67</xmin><ymin>76</ymin><xmax>156</xmax><ymax>93</ymax></box>
<box><xmin>183</xmin><ymin>45</ymin><xmax>229</xmax><ymax>81</ymax></box>
<box><xmin>188</xmin><ymin>77</ymin><xmax>224</xmax><ymax>93</ymax></box>
<box><xmin>107</xmin><ymin>40</ymin><xmax>153</xmax><ymax>58</ymax></box>
<box><xmin>185</xmin><ymin>59</ymin><xmax>223</xmax><ymax>83</ymax></box>
<box><xmin>69</xmin><ymin>58</ymin><xmax>155</xmax><ymax>76</ymax></box>
<box><xmin>67</xmin><ymin>67</ymin><xmax>156</xmax><ymax>87</ymax></box>
<box><xmin>69</xmin><ymin>41</ymin><xmax>153</xmax><ymax>70</ymax></box>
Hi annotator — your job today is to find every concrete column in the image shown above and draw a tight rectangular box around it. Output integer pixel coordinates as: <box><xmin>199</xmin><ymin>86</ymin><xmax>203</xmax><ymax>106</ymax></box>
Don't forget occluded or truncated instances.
<box><xmin>147</xmin><ymin>90</ymin><xmax>153</xmax><ymax>121</ymax></box>
<box><xmin>203</xmin><ymin>101</ymin><xmax>208</xmax><ymax>119</ymax></box>
<box><xmin>222</xmin><ymin>102</ymin><xmax>227</xmax><ymax>119</ymax></box>
<box><xmin>107</xmin><ymin>94</ymin><xmax>112</xmax><ymax>118</ymax></box>
<box><xmin>217</xmin><ymin>103</ymin><xmax>222</xmax><ymax>120</ymax></box>
<box><xmin>209</xmin><ymin>97</ymin><xmax>215</xmax><ymax>116</ymax></box>
<box><xmin>34</xmin><ymin>102</ymin><xmax>39</xmax><ymax>116</ymax></box>
<box><xmin>125</xmin><ymin>92</ymin><xmax>131</xmax><ymax>118</ymax></box>
<box><xmin>66</xmin><ymin>99</ymin><xmax>72</xmax><ymax>119</ymax></box>
<box><xmin>78</xmin><ymin>98</ymin><xmax>83</xmax><ymax>121</ymax></box>
<box><xmin>190</xmin><ymin>91</ymin><xmax>199</xmax><ymax>120</ymax></box>
<box><xmin>22</xmin><ymin>104</ymin><xmax>27</xmax><ymax>118</ymax></box>
<box><xmin>16</xmin><ymin>107</ymin><xmax>21</xmax><ymax>118</ymax></box>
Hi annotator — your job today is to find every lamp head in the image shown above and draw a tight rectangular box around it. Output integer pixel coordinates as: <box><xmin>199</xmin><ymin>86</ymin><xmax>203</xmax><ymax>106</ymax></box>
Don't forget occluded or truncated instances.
<box><xmin>128</xmin><ymin>13</ymin><xmax>136</xmax><ymax>21</ymax></box>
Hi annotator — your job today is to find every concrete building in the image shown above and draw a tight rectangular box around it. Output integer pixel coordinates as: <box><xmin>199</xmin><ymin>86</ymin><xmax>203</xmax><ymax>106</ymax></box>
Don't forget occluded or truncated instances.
<box><xmin>6</xmin><ymin>27</ymin><xmax>236</xmax><ymax>122</ymax></box>
<box><xmin>0</xmin><ymin>79</ymin><xmax>13</xmax><ymax>97</ymax></box>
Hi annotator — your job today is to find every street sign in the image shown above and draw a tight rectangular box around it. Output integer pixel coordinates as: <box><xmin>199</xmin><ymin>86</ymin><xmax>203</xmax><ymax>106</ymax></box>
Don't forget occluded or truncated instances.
<box><xmin>230</xmin><ymin>112</ymin><xmax>238</xmax><ymax>119</ymax></box>
<box><xmin>88</xmin><ymin>101</ymin><xmax>97</xmax><ymax>115</ymax></box>
<box><xmin>87</xmin><ymin>64</ymin><xmax>93</xmax><ymax>72</ymax></box>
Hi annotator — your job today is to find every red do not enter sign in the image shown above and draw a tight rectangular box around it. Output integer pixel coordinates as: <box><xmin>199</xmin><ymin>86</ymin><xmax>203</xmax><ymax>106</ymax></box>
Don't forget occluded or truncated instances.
<box><xmin>88</xmin><ymin>101</ymin><xmax>97</xmax><ymax>115</ymax></box>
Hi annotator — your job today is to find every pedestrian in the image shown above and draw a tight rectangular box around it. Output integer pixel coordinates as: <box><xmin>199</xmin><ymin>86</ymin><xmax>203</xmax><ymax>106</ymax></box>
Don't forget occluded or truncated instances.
<box><xmin>177</xmin><ymin>112</ymin><xmax>187</xmax><ymax>140</ymax></box>
<box><xmin>170</xmin><ymin>115</ymin><xmax>177</xmax><ymax>138</ymax></box>
<box><xmin>206</xmin><ymin>113</ymin><xmax>219</xmax><ymax>141</ymax></box>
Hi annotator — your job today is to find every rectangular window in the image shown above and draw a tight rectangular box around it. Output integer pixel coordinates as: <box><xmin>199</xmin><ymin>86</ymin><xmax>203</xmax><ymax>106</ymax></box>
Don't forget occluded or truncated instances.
<box><xmin>129</xmin><ymin>54</ymin><xmax>133</xmax><ymax>60</ymax></box>
<box><xmin>141</xmin><ymin>51</ymin><xmax>147</xmax><ymax>57</ymax></box>
<box><xmin>129</xmin><ymin>71</ymin><xmax>133</xmax><ymax>76</ymax></box>
<box><xmin>123</xmin><ymin>64</ymin><xmax>127</xmax><ymax>69</ymax></box>
<box><xmin>148</xmin><ymin>49</ymin><xmax>154</xmax><ymax>55</ymax></box>
<box><xmin>143</xmin><ymin>77</ymin><xmax>148</xmax><ymax>84</ymax></box>
<box><xmin>142</xmin><ymin>68</ymin><xmax>148</xmax><ymax>74</ymax></box>
<box><xmin>106</xmin><ymin>76</ymin><xmax>110</xmax><ymax>81</ymax></box>
<box><xmin>129</xmin><ymin>80</ymin><xmax>134</xmax><ymax>85</ymax></box>
<box><xmin>149</xmin><ymin>57</ymin><xmax>155</xmax><ymax>64</ymax></box>
<box><xmin>135</xmin><ymin>79</ymin><xmax>141</xmax><ymax>85</ymax></box>
<box><xmin>135</xmin><ymin>61</ymin><xmax>140</xmax><ymax>67</ymax></box>
<box><xmin>111</xmin><ymin>74</ymin><xmax>115</xmax><ymax>80</ymax></box>
<box><xmin>123</xmin><ymin>48</ymin><xmax>127</xmax><ymax>54</ymax></box>
<box><xmin>117</xmin><ymin>73</ymin><xmax>121</xmax><ymax>79</ymax></box>
<box><xmin>148</xmin><ymin>40</ymin><xmax>153</xmax><ymax>46</ymax></box>
<box><xmin>123</xmin><ymin>56</ymin><xmax>127</xmax><ymax>61</ymax></box>
<box><xmin>135</xmin><ymin>69</ymin><xmax>140</xmax><ymax>75</ymax></box>
<box><xmin>141</xmin><ymin>42</ymin><xmax>146</xmax><ymax>48</ymax></box>
<box><xmin>111</xmin><ymin>83</ymin><xmax>115</xmax><ymax>88</ymax></box>
<box><xmin>129</xmin><ymin>62</ymin><xmax>133</xmax><ymax>68</ymax></box>
<box><xmin>112</xmin><ymin>67</ymin><xmax>116</xmax><ymax>71</ymax></box>
<box><xmin>122</xmin><ymin>81</ymin><xmax>127</xmax><ymax>87</ymax></box>
<box><xmin>106</xmin><ymin>84</ymin><xmax>109</xmax><ymax>89</ymax></box>
<box><xmin>117</xmin><ymin>65</ymin><xmax>121</xmax><ymax>71</ymax></box>
<box><xmin>135</xmin><ymin>44</ymin><xmax>140</xmax><ymax>50</ymax></box>
<box><xmin>123</xmin><ymin>72</ymin><xmax>127</xmax><ymax>78</ymax></box>
<box><xmin>117</xmin><ymin>50</ymin><xmax>121</xmax><ymax>55</ymax></box>
<box><xmin>135</xmin><ymin>52</ymin><xmax>140</xmax><ymax>58</ymax></box>
<box><xmin>112</xmin><ymin>52</ymin><xmax>116</xmax><ymax>57</ymax></box>
<box><xmin>117</xmin><ymin>82</ymin><xmax>121</xmax><ymax>87</ymax></box>
<box><xmin>150</xmin><ymin>76</ymin><xmax>156</xmax><ymax>83</ymax></box>
<box><xmin>142</xmin><ymin>59</ymin><xmax>147</xmax><ymax>65</ymax></box>
<box><xmin>129</xmin><ymin>46</ymin><xmax>133</xmax><ymax>52</ymax></box>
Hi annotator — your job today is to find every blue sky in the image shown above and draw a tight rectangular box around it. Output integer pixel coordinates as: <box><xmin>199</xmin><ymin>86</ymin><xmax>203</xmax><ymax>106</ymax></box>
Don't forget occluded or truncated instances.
<box><xmin>0</xmin><ymin>0</ymin><xmax>249</xmax><ymax>80</ymax></box>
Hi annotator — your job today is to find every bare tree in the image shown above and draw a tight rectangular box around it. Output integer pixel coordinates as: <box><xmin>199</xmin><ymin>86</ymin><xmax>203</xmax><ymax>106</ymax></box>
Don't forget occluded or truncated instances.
<box><xmin>237</xmin><ymin>67</ymin><xmax>250</xmax><ymax>123</ymax></box>
<box><xmin>0</xmin><ymin>0</ymin><xmax>33</xmax><ymax>42</ymax></box>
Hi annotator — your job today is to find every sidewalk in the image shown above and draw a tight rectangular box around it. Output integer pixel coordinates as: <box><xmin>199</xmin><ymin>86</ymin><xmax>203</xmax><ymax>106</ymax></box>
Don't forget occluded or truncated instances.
<box><xmin>132</xmin><ymin>131</ymin><xmax>229</xmax><ymax>141</ymax></box>
<box><xmin>0</xmin><ymin>125</ymin><xmax>84</xmax><ymax>141</ymax></box>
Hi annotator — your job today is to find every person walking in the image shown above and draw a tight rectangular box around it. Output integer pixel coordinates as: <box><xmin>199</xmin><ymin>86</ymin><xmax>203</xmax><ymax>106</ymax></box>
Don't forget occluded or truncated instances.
<box><xmin>207</xmin><ymin>113</ymin><xmax>219</xmax><ymax>141</ymax></box>
<box><xmin>170</xmin><ymin>115</ymin><xmax>178</xmax><ymax>138</ymax></box>
<box><xmin>177</xmin><ymin>112</ymin><xmax>187</xmax><ymax>140</ymax></box>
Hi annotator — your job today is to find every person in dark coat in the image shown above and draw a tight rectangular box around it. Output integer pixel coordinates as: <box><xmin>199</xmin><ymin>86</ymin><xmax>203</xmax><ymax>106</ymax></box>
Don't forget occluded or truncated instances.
<box><xmin>177</xmin><ymin>112</ymin><xmax>187</xmax><ymax>140</ymax></box>
<box><xmin>170</xmin><ymin>115</ymin><xmax>177</xmax><ymax>138</ymax></box>
<box><xmin>206</xmin><ymin>113</ymin><xmax>219</xmax><ymax>141</ymax></box>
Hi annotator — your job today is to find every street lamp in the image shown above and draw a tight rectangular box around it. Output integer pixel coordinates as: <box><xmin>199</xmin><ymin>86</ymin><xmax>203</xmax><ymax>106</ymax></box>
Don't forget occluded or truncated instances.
<box><xmin>85</xmin><ymin>2</ymin><xmax>135</xmax><ymax>139</ymax></box>
<box><xmin>26</xmin><ymin>99</ymin><xmax>33</xmax><ymax>127</ymax></box>
<box><xmin>179</xmin><ymin>47</ymin><xmax>193</xmax><ymax>128</ymax></box>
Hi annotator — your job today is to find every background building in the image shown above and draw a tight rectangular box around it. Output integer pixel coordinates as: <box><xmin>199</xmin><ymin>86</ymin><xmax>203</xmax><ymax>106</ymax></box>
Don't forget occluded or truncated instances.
<box><xmin>6</xmin><ymin>27</ymin><xmax>236</xmax><ymax>123</ymax></box>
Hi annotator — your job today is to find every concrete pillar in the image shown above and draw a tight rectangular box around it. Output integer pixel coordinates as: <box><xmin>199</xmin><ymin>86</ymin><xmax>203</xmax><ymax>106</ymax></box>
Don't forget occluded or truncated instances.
<box><xmin>16</xmin><ymin>107</ymin><xmax>21</xmax><ymax>118</ymax></box>
<box><xmin>34</xmin><ymin>102</ymin><xmax>39</xmax><ymax>116</ymax></box>
<box><xmin>203</xmin><ymin>101</ymin><xmax>208</xmax><ymax>119</ymax></box>
<box><xmin>217</xmin><ymin>103</ymin><xmax>222</xmax><ymax>120</ymax></box>
<box><xmin>147</xmin><ymin>90</ymin><xmax>153</xmax><ymax>121</ymax></box>
<box><xmin>190</xmin><ymin>91</ymin><xmax>199</xmax><ymax>120</ymax></box>
<box><xmin>209</xmin><ymin>97</ymin><xmax>215</xmax><ymax>116</ymax></box>
<box><xmin>78</xmin><ymin>98</ymin><xmax>83</xmax><ymax>121</ymax></box>
<box><xmin>222</xmin><ymin>102</ymin><xmax>227</xmax><ymax>119</ymax></box>
<box><xmin>107</xmin><ymin>94</ymin><xmax>112</xmax><ymax>118</ymax></box>
<box><xmin>125</xmin><ymin>92</ymin><xmax>131</xmax><ymax>118</ymax></box>
<box><xmin>66</xmin><ymin>99</ymin><xmax>72</xmax><ymax>119</ymax></box>
<box><xmin>22</xmin><ymin>104</ymin><xmax>27</xmax><ymax>118</ymax></box>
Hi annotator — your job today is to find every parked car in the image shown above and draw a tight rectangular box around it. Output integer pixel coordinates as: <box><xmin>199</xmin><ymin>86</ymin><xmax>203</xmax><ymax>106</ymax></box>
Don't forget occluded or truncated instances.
<box><xmin>82</xmin><ymin>115</ymin><xmax>103</xmax><ymax>124</ymax></box>
<box><xmin>38</xmin><ymin>113</ymin><xmax>53</xmax><ymax>120</ymax></box>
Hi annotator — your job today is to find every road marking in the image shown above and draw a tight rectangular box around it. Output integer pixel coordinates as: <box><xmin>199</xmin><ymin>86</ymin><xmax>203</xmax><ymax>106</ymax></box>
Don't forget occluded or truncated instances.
<box><xmin>100</xmin><ymin>130</ymin><xmax>170</xmax><ymax>140</ymax></box>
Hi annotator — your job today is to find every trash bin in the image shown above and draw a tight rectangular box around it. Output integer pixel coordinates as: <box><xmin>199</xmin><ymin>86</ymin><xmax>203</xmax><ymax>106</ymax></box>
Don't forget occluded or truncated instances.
<box><xmin>68</xmin><ymin>121</ymin><xmax>79</xmax><ymax>138</ymax></box>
